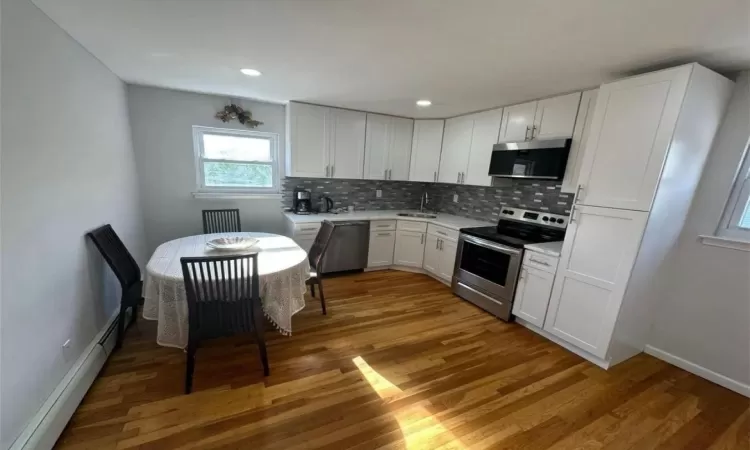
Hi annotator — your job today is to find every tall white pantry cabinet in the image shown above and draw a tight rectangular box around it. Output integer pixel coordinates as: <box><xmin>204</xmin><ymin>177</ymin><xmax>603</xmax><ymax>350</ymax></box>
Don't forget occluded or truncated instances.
<box><xmin>539</xmin><ymin>64</ymin><xmax>734</xmax><ymax>368</ymax></box>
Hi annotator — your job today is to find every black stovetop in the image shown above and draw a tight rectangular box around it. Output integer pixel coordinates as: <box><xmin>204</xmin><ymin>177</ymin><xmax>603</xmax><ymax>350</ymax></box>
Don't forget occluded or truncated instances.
<box><xmin>461</xmin><ymin>215</ymin><xmax>566</xmax><ymax>248</ymax></box>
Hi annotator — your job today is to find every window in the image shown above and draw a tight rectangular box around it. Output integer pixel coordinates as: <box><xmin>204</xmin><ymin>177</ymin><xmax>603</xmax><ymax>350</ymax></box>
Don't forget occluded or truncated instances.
<box><xmin>718</xmin><ymin>142</ymin><xmax>750</xmax><ymax>241</ymax></box>
<box><xmin>192</xmin><ymin>126</ymin><xmax>280</xmax><ymax>196</ymax></box>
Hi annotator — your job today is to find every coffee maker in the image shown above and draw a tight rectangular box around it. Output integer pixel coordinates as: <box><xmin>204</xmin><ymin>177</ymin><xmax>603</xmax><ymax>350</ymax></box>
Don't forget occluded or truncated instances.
<box><xmin>293</xmin><ymin>188</ymin><xmax>312</xmax><ymax>214</ymax></box>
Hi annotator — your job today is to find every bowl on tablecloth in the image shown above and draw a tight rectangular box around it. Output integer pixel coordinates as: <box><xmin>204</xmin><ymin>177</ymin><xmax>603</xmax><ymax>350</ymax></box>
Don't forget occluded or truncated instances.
<box><xmin>206</xmin><ymin>236</ymin><xmax>259</xmax><ymax>251</ymax></box>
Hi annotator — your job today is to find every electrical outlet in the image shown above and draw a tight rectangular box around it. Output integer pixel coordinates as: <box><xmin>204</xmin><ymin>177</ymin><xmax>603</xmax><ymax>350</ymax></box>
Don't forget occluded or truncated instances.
<box><xmin>453</xmin><ymin>193</ymin><xmax>459</xmax><ymax>203</ymax></box>
<box><xmin>376</xmin><ymin>189</ymin><xmax>382</xmax><ymax>198</ymax></box>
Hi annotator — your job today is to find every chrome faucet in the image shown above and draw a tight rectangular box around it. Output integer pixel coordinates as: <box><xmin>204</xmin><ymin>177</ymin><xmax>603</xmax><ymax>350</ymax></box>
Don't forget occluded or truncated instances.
<box><xmin>420</xmin><ymin>192</ymin><xmax>429</xmax><ymax>212</ymax></box>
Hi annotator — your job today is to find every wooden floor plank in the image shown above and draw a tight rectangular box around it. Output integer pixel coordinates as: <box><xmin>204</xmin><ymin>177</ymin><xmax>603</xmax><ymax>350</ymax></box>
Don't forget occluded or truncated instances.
<box><xmin>54</xmin><ymin>270</ymin><xmax>750</xmax><ymax>449</ymax></box>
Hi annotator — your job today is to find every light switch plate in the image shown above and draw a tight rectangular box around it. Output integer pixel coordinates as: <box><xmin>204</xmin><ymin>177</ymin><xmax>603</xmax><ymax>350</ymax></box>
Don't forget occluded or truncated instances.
<box><xmin>376</xmin><ymin>189</ymin><xmax>382</xmax><ymax>198</ymax></box>
<box><xmin>453</xmin><ymin>193</ymin><xmax>459</xmax><ymax>203</ymax></box>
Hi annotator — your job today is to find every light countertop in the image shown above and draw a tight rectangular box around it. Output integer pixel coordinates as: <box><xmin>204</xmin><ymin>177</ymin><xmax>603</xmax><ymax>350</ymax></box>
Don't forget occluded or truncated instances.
<box><xmin>282</xmin><ymin>210</ymin><xmax>493</xmax><ymax>231</ymax></box>
<box><xmin>524</xmin><ymin>241</ymin><xmax>564</xmax><ymax>257</ymax></box>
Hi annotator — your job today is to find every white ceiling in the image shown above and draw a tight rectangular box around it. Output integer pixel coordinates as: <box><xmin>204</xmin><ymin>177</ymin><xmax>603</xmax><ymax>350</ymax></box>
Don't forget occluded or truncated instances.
<box><xmin>33</xmin><ymin>0</ymin><xmax>750</xmax><ymax>118</ymax></box>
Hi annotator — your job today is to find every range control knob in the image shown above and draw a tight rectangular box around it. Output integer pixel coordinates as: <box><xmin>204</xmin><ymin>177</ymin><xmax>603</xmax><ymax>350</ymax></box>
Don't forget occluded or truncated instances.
<box><xmin>557</xmin><ymin>218</ymin><xmax>564</xmax><ymax>224</ymax></box>
<box><xmin>509</xmin><ymin>210</ymin><xmax>515</xmax><ymax>215</ymax></box>
<box><xmin>542</xmin><ymin>216</ymin><xmax>549</xmax><ymax>221</ymax></box>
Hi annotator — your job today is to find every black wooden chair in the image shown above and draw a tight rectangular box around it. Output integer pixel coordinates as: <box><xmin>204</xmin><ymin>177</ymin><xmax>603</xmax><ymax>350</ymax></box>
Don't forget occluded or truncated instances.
<box><xmin>306</xmin><ymin>220</ymin><xmax>336</xmax><ymax>315</ymax></box>
<box><xmin>202</xmin><ymin>209</ymin><xmax>241</xmax><ymax>234</ymax></box>
<box><xmin>180</xmin><ymin>253</ymin><xmax>267</xmax><ymax>394</ymax></box>
<box><xmin>86</xmin><ymin>224</ymin><xmax>142</xmax><ymax>350</ymax></box>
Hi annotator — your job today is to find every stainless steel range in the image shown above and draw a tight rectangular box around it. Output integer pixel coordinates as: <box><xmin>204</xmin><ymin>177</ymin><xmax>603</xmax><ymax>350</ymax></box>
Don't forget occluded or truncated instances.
<box><xmin>452</xmin><ymin>207</ymin><xmax>567</xmax><ymax>321</ymax></box>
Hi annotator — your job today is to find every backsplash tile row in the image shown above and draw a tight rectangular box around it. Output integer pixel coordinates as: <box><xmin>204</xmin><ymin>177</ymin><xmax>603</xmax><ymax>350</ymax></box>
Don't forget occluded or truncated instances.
<box><xmin>282</xmin><ymin>177</ymin><xmax>573</xmax><ymax>219</ymax></box>
<box><xmin>282</xmin><ymin>177</ymin><xmax>428</xmax><ymax>211</ymax></box>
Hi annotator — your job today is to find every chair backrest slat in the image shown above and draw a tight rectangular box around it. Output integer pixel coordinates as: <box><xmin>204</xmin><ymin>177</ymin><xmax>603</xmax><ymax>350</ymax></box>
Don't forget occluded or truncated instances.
<box><xmin>181</xmin><ymin>253</ymin><xmax>260</xmax><ymax>340</ymax></box>
<box><xmin>308</xmin><ymin>220</ymin><xmax>336</xmax><ymax>271</ymax></box>
<box><xmin>86</xmin><ymin>224</ymin><xmax>141</xmax><ymax>290</ymax></box>
<box><xmin>202</xmin><ymin>209</ymin><xmax>241</xmax><ymax>234</ymax></box>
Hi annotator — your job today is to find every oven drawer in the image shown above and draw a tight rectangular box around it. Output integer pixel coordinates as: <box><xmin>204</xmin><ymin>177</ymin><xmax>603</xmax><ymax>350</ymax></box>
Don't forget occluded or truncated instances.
<box><xmin>522</xmin><ymin>250</ymin><xmax>559</xmax><ymax>273</ymax></box>
<box><xmin>427</xmin><ymin>224</ymin><xmax>458</xmax><ymax>242</ymax></box>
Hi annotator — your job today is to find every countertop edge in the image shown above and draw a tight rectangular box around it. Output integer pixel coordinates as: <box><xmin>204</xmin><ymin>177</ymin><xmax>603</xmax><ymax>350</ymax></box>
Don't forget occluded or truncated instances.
<box><xmin>281</xmin><ymin>211</ymin><xmax>493</xmax><ymax>231</ymax></box>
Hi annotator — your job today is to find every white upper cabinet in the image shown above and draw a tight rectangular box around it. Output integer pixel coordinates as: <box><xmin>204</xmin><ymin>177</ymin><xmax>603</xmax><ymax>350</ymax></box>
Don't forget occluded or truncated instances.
<box><xmin>364</xmin><ymin>114</ymin><xmax>414</xmax><ymax>181</ymax></box>
<box><xmin>409</xmin><ymin>120</ymin><xmax>445</xmax><ymax>183</ymax></box>
<box><xmin>561</xmin><ymin>89</ymin><xmax>599</xmax><ymax>193</ymax></box>
<box><xmin>287</xmin><ymin>102</ymin><xmax>329</xmax><ymax>178</ymax></box>
<box><xmin>388</xmin><ymin>117</ymin><xmax>415</xmax><ymax>181</ymax></box>
<box><xmin>543</xmin><ymin>206</ymin><xmax>648</xmax><ymax>359</ymax></box>
<box><xmin>575</xmin><ymin>67</ymin><xmax>692</xmax><ymax>211</ymax></box>
<box><xmin>438</xmin><ymin>116</ymin><xmax>472</xmax><ymax>183</ymax></box>
<box><xmin>498</xmin><ymin>92</ymin><xmax>581</xmax><ymax>143</ymax></box>
<box><xmin>532</xmin><ymin>92</ymin><xmax>582</xmax><ymax>140</ymax></box>
<box><xmin>464</xmin><ymin>109</ymin><xmax>503</xmax><ymax>186</ymax></box>
<box><xmin>329</xmin><ymin>108</ymin><xmax>366</xmax><ymax>179</ymax></box>
<box><xmin>498</xmin><ymin>102</ymin><xmax>537</xmax><ymax>143</ymax></box>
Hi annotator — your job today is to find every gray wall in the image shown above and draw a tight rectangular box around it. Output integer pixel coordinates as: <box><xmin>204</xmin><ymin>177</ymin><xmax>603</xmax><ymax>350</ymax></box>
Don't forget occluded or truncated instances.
<box><xmin>648</xmin><ymin>72</ymin><xmax>750</xmax><ymax>388</ymax></box>
<box><xmin>127</xmin><ymin>86</ymin><xmax>287</xmax><ymax>253</ymax></box>
<box><xmin>0</xmin><ymin>1</ymin><xmax>146</xmax><ymax>448</ymax></box>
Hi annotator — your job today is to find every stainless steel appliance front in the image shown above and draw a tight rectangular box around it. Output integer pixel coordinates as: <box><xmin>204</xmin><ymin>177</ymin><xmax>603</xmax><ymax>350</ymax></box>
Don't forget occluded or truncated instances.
<box><xmin>452</xmin><ymin>234</ymin><xmax>523</xmax><ymax>321</ymax></box>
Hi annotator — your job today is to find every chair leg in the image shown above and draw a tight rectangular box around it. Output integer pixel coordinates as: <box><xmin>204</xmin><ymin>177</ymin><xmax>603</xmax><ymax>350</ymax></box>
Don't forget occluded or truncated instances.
<box><xmin>130</xmin><ymin>304</ymin><xmax>138</xmax><ymax>326</ymax></box>
<box><xmin>115</xmin><ymin>303</ymin><xmax>127</xmax><ymax>350</ymax></box>
<box><xmin>317</xmin><ymin>280</ymin><xmax>327</xmax><ymax>315</ymax></box>
<box><xmin>185</xmin><ymin>341</ymin><xmax>196</xmax><ymax>394</ymax></box>
<box><xmin>310</xmin><ymin>283</ymin><xmax>315</xmax><ymax>298</ymax></box>
<box><xmin>252</xmin><ymin>303</ymin><xmax>270</xmax><ymax>376</ymax></box>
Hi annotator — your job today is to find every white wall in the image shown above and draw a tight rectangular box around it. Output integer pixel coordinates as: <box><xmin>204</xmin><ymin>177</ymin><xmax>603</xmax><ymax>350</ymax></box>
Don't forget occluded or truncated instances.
<box><xmin>0</xmin><ymin>0</ymin><xmax>146</xmax><ymax>448</ymax></box>
<box><xmin>127</xmin><ymin>86</ymin><xmax>286</xmax><ymax>253</ymax></box>
<box><xmin>648</xmin><ymin>72</ymin><xmax>750</xmax><ymax>390</ymax></box>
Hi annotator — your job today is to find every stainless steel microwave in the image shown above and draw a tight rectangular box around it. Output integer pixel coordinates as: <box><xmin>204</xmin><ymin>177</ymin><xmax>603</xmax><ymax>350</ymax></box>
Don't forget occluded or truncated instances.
<box><xmin>489</xmin><ymin>139</ymin><xmax>571</xmax><ymax>180</ymax></box>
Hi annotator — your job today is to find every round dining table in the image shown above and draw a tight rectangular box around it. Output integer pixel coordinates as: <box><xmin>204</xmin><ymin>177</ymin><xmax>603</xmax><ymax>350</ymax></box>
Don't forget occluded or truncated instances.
<box><xmin>142</xmin><ymin>232</ymin><xmax>310</xmax><ymax>348</ymax></box>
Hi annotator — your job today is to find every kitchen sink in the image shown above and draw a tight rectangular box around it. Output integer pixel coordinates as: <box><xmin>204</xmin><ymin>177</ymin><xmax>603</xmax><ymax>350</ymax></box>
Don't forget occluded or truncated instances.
<box><xmin>397</xmin><ymin>212</ymin><xmax>437</xmax><ymax>218</ymax></box>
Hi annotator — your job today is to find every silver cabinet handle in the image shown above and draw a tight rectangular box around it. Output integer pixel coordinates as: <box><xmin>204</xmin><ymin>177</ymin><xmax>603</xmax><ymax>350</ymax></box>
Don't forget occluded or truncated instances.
<box><xmin>377</xmin><ymin>232</ymin><xmax>391</xmax><ymax>237</ymax></box>
<box><xmin>457</xmin><ymin>172</ymin><xmax>461</xmax><ymax>183</ymax></box>
<box><xmin>435</xmin><ymin>238</ymin><xmax>439</xmax><ymax>250</ymax></box>
<box><xmin>375</xmin><ymin>224</ymin><xmax>391</xmax><ymax>228</ymax></box>
<box><xmin>325</xmin><ymin>165</ymin><xmax>329</xmax><ymax>177</ymax></box>
<box><xmin>529</xmin><ymin>257</ymin><xmax>550</xmax><ymax>266</ymax></box>
<box><xmin>439</xmin><ymin>239</ymin><xmax>444</xmax><ymax>250</ymax></box>
<box><xmin>531</xmin><ymin>125</ymin><xmax>537</xmax><ymax>139</ymax></box>
<box><xmin>384</xmin><ymin>169</ymin><xmax>387</xmax><ymax>179</ymax></box>
<box><xmin>525</xmin><ymin>126</ymin><xmax>531</xmax><ymax>141</ymax></box>
<box><xmin>420</xmin><ymin>233</ymin><xmax>424</xmax><ymax>245</ymax></box>
<box><xmin>570</xmin><ymin>204</ymin><xmax>577</xmax><ymax>223</ymax></box>
<box><xmin>388</xmin><ymin>169</ymin><xmax>392</xmax><ymax>180</ymax></box>
<box><xmin>331</xmin><ymin>165</ymin><xmax>335</xmax><ymax>177</ymax></box>
<box><xmin>462</xmin><ymin>172</ymin><xmax>465</xmax><ymax>183</ymax></box>
<box><xmin>433</xmin><ymin>171</ymin><xmax>437</xmax><ymax>182</ymax></box>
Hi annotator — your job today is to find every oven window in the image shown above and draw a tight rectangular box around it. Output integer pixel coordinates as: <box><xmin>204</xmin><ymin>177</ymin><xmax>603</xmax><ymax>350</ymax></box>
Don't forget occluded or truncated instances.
<box><xmin>460</xmin><ymin>241</ymin><xmax>510</xmax><ymax>286</ymax></box>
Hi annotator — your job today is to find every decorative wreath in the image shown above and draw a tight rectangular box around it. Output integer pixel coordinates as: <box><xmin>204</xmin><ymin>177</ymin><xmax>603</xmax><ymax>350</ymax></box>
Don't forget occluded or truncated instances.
<box><xmin>215</xmin><ymin>104</ymin><xmax>263</xmax><ymax>128</ymax></box>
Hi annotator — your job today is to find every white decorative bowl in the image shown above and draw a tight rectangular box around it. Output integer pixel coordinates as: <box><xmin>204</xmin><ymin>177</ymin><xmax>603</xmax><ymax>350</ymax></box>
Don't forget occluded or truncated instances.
<box><xmin>206</xmin><ymin>237</ymin><xmax>259</xmax><ymax>251</ymax></box>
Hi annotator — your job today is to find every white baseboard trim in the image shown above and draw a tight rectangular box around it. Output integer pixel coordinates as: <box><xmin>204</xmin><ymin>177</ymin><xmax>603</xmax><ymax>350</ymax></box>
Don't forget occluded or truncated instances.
<box><xmin>10</xmin><ymin>309</ymin><xmax>123</xmax><ymax>450</ymax></box>
<box><xmin>644</xmin><ymin>345</ymin><xmax>750</xmax><ymax>398</ymax></box>
<box><xmin>515</xmin><ymin>317</ymin><xmax>611</xmax><ymax>370</ymax></box>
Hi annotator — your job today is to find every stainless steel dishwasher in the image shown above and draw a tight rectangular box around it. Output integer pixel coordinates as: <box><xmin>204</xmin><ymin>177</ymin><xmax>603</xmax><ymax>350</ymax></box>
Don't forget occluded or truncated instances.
<box><xmin>320</xmin><ymin>221</ymin><xmax>370</xmax><ymax>273</ymax></box>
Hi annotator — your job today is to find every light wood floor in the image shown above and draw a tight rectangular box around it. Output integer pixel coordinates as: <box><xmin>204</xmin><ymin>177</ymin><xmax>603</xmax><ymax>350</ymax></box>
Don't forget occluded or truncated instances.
<box><xmin>55</xmin><ymin>270</ymin><xmax>749</xmax><ymax>449</ymax></box>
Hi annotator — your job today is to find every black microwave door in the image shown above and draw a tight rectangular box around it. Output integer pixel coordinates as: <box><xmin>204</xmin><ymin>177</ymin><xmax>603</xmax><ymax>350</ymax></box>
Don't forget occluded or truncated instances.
<box><xmin>489</xmin><ymin>147</ymin><xmax>570</xmax><ymax>179</ymax></box>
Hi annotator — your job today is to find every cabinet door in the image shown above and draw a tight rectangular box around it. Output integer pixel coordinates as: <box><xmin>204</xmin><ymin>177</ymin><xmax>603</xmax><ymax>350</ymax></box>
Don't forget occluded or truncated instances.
<box><xmin>498</xmin><ymin>101</ymin><xmax>537</xmax><ymax>143</ymax></box>
<box><xmin>575</xmin><ymin>66</ymin><xmax>691</xmax><ymax>211</ymax></box>
<box><xmin>512</xmin><ymin>266</ymin><xmax>554</xmax><ymax>328</ymax></box>
<box><xmin>438</xmin><ymin>116</ymin><xmax>472</xmax><ymax>183</ymax></box>
<box><xmin>288</xmin><ymin>102</ymin><xmax>329</xmax><ymax>177</ymax></box>
<box><xmin>393</xmin><ymin>231</ymin><xmax>425</xmax><ymax>268</ymax></box>
<box><xmin>388</xmin><ymin>117</ymin><xmax>414</xmax><ymax>181</ymax></box>
<box><xmin>464</xmin><ymin>108</ymin><xmax>503</xmax><ymax>186</ymax></box>
<box><xmin>367</xmin><ymin>231</ymin><xmax>396</xmax><ymax>267</ymax></box>
<box><xmin>329</xmin><ymin>108</ymin><xmax>366</xmax><ymax>179</ymax></box>
<box><xmin>437</xmin><ymin>238</ymin><xmax>458</xmax><ymax>281</ymax></box>
<box><xmin>409</xmin><ymin>120</ymin><xmax>444</xmax><ymax>182</ymax></box>
<box><xmin>543</xmin><ymin>205</ymin><xmax>648</xmax><ymax>359</ymax></box>
<box><xmin>363</xmin><ymin>113</ymin><xmax>391</xmax><ymax>180</ymax></box>
<box><xmin>423</xmin><ymin>234</ymin><xmax>440</xmax><ymax>275</ymax></box>
<box><xmin>561</xmin><ymin>89</ymin><xmax>598</xmax><ymax>193</ymax></box>
<box><xmin>532</xmin><ymin>92</ymin><xmax>582</xmax><ymax>140</ymax></box>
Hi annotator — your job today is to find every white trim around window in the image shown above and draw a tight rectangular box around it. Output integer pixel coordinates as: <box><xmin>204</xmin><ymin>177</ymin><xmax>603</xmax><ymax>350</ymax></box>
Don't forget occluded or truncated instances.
<box><xmin>715</xmin><ymin>141</ymin><xmax>750</xmax><ymax>244</ymax></box>
<box><xmin>192</xmin><ymin>125</ymin><xmax>281</xmax><ymax>197</ymax></box>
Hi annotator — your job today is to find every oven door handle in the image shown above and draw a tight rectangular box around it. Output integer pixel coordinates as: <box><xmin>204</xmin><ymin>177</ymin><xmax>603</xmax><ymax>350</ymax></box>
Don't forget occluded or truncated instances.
<box><xmin>460</xmin><ymin>234</ymin><xmax>521</xmax><ymax>256</ymax></box>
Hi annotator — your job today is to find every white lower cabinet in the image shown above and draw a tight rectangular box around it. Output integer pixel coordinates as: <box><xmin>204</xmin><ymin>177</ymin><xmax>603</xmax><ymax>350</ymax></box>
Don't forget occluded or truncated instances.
<box><xmin>423</xmin><ymin>234</ymin><xmax>440</xmax><ymax>274</ymax></box>
<box><xmin>423</xmin><ymin>227</ymin><xmax>458</xmax><ymax>281</ymax></box>
<box><xmin>394</xmin><ymin>230</ymin><xmax>425</xmax><ymax>268</ymax></box>
<box><xmin>543</xmin><ymin>205</ymin><xmax>648</xmax><ymax>359</ymax></box>
<box><xmin>367</xmin><ymin>230</ymin><xmax>396</xmax><ymax>267</ymax></box>
<box><xmin>437</xmin><ymin>239</ymin><xmax>458</xmax><ymax>281</ymax></box>
<box><xmin>512</xmin><ymin>266</ymin><xmax>554</xmax><ymax>328</ymax></box>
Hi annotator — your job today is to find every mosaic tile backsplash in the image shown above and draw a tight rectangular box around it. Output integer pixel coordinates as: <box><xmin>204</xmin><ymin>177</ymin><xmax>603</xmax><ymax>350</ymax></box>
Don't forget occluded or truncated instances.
<box><xmin>282</xmin><ymin>177</ymin><xmax>573</xmax><ymax>220</ymax></box>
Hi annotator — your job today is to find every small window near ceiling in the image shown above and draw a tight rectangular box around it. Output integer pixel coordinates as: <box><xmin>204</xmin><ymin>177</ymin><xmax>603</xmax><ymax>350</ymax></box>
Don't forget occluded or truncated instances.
<box><xmin>718</xmin><ymin>143</ymin><xmax>750</xmax><ymax>241</ymax></box>
<box><xmin>192</xmin><ymin>126</ymin><xmax>280</xmax><ymax>195</ymax></box>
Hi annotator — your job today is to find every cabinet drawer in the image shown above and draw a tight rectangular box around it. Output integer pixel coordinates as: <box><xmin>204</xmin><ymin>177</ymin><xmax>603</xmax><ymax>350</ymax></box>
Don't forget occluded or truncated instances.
<box><xmin>294</xmin><ymin>222</ymin><xmax>322</xmax><ymax>234</ymax></box>
<box><xmin>370</xmin><ymin>220</ymin><xmax>396</xmax><ymax>231</ymax></box>
<box><xmin>397</xmin><ymin>220</ymin><xmax>428</xmax><ymax>233</ymax></box>
<box><xmin>427</xmin><ymin>224</ymin><xmax>458</xmax><ymax>242</ymax></box>
<box><xmin>523</xmin><ymin>250</ymin><xmax>559</xmax><ymax>273</ymax></box>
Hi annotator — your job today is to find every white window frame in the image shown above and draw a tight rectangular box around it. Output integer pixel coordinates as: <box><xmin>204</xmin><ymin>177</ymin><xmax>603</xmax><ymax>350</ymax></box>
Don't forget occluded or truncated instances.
<box><xmin>717</xmin><ymin>141</ymin><xmax>750</xmax><ymax>242</ymax></box>
<box><xmin>192</xmin><ymin>125</ymin><xmax>280</xmax><ymax>198</ymax></box>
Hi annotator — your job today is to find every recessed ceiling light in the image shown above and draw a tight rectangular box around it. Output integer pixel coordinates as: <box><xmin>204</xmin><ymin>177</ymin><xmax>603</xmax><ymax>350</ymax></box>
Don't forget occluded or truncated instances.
<box><xmin>240</xmin><ymin>68</ymin><xmax>262</xmax><ymax>77</ymax></box>
<box><xmin>416</xmin><ymin>99</ymin><xmax>432</xmax><ymax>107</ymax></box>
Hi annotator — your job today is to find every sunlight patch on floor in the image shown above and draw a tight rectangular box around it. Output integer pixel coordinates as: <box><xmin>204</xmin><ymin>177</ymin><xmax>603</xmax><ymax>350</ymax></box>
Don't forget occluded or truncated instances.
<box><xmin>352</xmin><ymin>356</ymin><xmax>465</xmax><ymax>449</ymax></box>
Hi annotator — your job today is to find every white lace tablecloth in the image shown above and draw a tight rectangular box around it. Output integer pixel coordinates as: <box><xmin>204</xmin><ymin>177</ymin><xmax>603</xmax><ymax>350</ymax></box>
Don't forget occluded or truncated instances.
<box><xmin>143</xmin><ymin>232</ymin><xmax>310</xmax><ymax>348</ymax></box>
